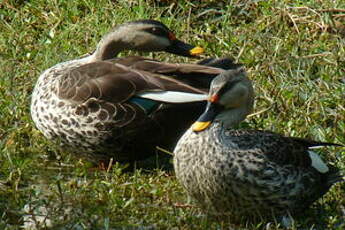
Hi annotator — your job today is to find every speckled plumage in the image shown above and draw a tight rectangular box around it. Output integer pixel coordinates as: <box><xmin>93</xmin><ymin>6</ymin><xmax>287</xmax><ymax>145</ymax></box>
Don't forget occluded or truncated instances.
<box><xmin>31</xmin><ymin>59</ymin><xmax>232</xmax><ymax>162</ymax></box>
<box><xmin>31</xmin><ymin>20</ymin><xmax>238</xmax><ymax>162</ymax></box>
<box><xmin>173</xmin><ymin>69</ymin><xmax>343</xmax><ymax>223</ymax></box>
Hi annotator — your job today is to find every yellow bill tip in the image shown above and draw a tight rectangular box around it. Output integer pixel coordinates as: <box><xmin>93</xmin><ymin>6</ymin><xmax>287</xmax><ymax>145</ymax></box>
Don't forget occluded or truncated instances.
<box><xmin>189</xmin><ymin>46</ymin><xmax>204</xmax><ymax>56</ymax></box>
<box><xmin>192</xmin><ymin>121</ymin><xmax>211</xmax><ymax>132</ymax></box>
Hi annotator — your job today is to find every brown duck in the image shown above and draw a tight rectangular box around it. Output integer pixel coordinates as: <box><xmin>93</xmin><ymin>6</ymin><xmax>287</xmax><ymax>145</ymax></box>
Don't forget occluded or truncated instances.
<box><xmin>31</xmin><ymin>20</ymin><xmax>237</xmax><ymax>162</ymax></box>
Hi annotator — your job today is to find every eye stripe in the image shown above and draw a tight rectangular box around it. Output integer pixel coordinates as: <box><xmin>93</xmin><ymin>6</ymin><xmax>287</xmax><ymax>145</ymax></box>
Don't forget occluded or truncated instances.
<box><xmin>217</xmin><ymin>79</ymin><xmax>242</xmax><ymax>97</ymax></box>
<box><xmin>143</xmin><ymin>27</ymin><xmax>169</xmax><ymax>38</ymax></box>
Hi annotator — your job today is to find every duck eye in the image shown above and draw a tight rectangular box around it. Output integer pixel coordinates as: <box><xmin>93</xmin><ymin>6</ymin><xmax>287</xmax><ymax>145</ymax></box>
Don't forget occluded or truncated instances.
<box><xmin>145</xmin><ymin>27</ymin><xmax>168</xmax><ymax>38</ymax></box>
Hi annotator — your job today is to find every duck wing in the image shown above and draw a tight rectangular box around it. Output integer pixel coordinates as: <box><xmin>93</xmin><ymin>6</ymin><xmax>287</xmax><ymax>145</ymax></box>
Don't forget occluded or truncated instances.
<box><xmin>57</xmin><ymin>61</ymin><xmax>207</xmax><ymax>104</ymax></box>
<box><xmin>225</xmin><ymin>129</ymin><xmax>342</xmax><ymax>173</ymax></box>
<box><xmin>109</xmin><ymin>56</ymin><xmax>238</xmax><ymax>89</ymax></box>
<box><xmin>110</xmin><ymin>56</ymin><xmax>225</xmax><ymax>75</ymax></box>
<box><xmin>55</xmin><ymin>61</ymin><xmax>210</xmax><ymax>161</ymax></box>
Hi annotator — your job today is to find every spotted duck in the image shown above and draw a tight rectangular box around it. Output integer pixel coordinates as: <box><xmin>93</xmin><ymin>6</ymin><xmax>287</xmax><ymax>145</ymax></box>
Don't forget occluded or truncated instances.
<box><xmin>31</xmin><ymin>19</ymin><xmax>238</xmax><ymax>162</ymax></box>
<box><xmin>173</xmin><ymin>68</ymin><xmax>344</xmax><ymax>226</ymax></box>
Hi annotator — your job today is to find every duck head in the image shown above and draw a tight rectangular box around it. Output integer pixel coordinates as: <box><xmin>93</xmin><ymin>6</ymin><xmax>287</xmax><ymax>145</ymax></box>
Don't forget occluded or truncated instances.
<box><xmin>94</xmin><ymin>19</ymin><xmax>204</xmax><ymax>60</ymax></box>
<box><xmin>193</xmin><ymin>67</ymin><xmax>254</xmax><ymax>132</ymax></box>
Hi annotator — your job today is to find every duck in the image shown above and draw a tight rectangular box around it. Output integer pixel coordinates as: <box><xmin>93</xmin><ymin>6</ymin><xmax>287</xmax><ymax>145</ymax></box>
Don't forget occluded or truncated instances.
<box><xmin>173</xmin><ymin>68</ymin><xmax>344</xmax><ymax>226</ymax></box>
<box><xmin>31</xmin><ymin>19</ymin><xmax>237</xmax><ymax>162</ymax></box>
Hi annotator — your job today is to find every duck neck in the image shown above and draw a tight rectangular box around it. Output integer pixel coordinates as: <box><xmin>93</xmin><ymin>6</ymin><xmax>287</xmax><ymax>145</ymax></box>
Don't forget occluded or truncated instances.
<box><xmin>215</xmin><ymin>106</ymin><xmax>250</xmax><ymax>129</ymax></box>
<box><xmin>91</xmin><ymin>31</ymin><xmax>130</xmax><ymax>61</ymax></box>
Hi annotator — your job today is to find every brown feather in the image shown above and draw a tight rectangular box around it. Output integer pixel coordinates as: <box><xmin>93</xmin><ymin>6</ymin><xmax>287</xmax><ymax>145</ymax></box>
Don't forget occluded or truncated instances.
<box><xmin>108</xmin><ymin>56</ymin><xmax>229</xmax><ymax>89</ymax></box>
<box><xmin>58</xmin><ymin>61</ymin><xmax>208</xmax><ymax>104</ymax></box>
<box><xmin>110</xmin><ymin>56</ymin><xmax>224</xmax><ymax>75</ymax></box>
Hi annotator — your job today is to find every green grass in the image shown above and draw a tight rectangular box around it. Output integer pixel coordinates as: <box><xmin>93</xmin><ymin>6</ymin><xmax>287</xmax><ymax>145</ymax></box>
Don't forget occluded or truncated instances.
<box><xmin>1</xmin><ymin>0</ymin><xmax>345</xmax><ymax>229</ymax></box>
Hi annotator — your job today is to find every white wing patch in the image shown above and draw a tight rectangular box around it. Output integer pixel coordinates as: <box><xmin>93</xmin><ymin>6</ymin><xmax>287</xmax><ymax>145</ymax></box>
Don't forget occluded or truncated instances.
<box><xmin>308</xmin><ymin>150</ymin><xmax>329</xmax><ymax>173</ymax></box>
<box><xmin>308</xmin><ymin>145</ymin><xmax>326</xmax><ymax>149</ymax></box>
<box><xmin>136</xmin><ymin>91</ymin><xmax>207</xmax><ymax>103</ymax></box>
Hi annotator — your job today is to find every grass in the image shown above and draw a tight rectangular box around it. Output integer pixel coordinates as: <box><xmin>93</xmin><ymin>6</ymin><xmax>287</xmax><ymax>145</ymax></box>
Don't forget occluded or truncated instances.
<box><xmin>1</xmin><ymin>0</ymin><xmax>345</xmax><ymax>229</ymax></box>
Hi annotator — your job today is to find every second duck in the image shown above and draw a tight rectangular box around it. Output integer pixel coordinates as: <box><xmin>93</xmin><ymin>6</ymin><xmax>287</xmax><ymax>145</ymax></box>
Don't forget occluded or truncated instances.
<box><xmin>174</xmin><ymin>68</ymin><xmax>344</xmax><ymax>225</ymax></box>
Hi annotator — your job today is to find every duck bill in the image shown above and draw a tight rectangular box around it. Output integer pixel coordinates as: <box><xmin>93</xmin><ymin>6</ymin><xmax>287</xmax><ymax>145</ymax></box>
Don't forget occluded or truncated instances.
<box><xmin>165</xmin><ymin>39</ymin><xmax>204</xmax><ymax>57</ymax></box>
<box><xmin>192</xmin><ymin>102</ymin><xmax>221</xmax><ymax>132</ymax></box>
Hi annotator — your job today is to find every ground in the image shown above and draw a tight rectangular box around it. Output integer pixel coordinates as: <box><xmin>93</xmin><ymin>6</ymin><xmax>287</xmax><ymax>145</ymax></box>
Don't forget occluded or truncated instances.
<box><xmin>0</xmin><ymin>0</ymin><xmax>344</xmax><ymax>229</ymax></box>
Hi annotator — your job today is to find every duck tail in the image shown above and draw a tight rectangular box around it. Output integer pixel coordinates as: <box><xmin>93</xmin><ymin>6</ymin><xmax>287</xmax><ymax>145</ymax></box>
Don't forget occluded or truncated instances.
<box><xmin>307</xmin><ymin>167</ymin><xmax>344</xmax><ymax>208</ymax></box>
<box><xmin>325</xmin><ymin>166</ymin><xmax>345</xmax><ymax>186</ymax></box>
